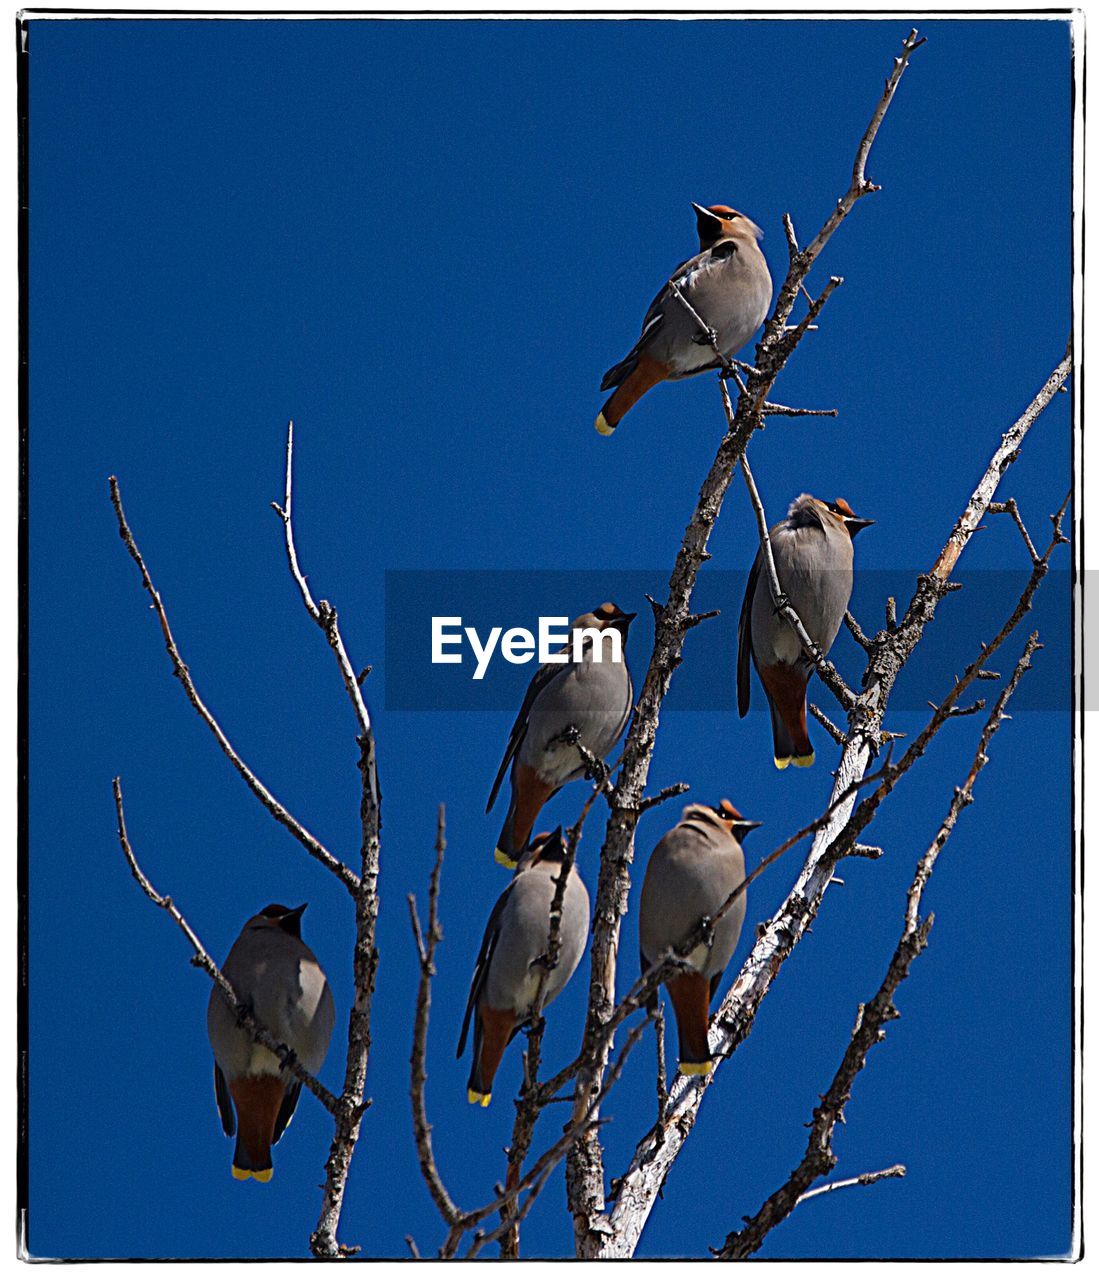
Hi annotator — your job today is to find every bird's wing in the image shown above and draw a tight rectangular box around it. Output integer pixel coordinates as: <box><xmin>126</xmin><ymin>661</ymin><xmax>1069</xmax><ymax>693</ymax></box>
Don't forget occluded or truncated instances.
<box><xmin>737</xmin><ymin>550</ymin><xmax>762</xmax><ymax>718</ymax></box>
<box><xmin>600</xmin><ymin>251</ymin><xmax>711</xmax><ymax>390</ymax></box>
<box><xmin>486</xmin><ymin>659</ymin><xmax>570</xmax><ymax>812</ymax></box>
<box><xmin>456</xmin><ymin>882</ymin><xmax>514</xmax><ymax>1059</ymax></box>
<box><xmin>272</xmin><ymin>1080</ymin><xmax>302</xmax><ymax>1145</ymax></box>
<box><xmin>213</xmin><ymin>1061</ymin><xmax>235</xmax><ymax>1137</ymax></box>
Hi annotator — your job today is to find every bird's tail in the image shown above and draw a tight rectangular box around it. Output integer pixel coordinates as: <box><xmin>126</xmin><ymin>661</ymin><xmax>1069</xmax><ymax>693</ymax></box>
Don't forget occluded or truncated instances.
<box><xmin>594</xmin><ymin>354</ymin><xmax>669</xmax><ymax>436</ymax></box>
<box><xmin>228</xmin><ymin>1075</ymin><xmax>285</xmax><ymax>1182</ymax></box>
<box><xmin>467</xmin><ymin>1006</ymin><xmax>515</xmax><ymax>1107</ymax></box>
<box><xmin>494</xmin><ymin>798</ymin><xmax>522</xmax><ymax>869</ymax></box>
<box><xmin>494</xmin><ymin>764</ymin><xmax>553</xmax><ymax>868</ymax></box>
<box><xmin>760</xmin><ymin>665</ymin><xmax>814</xmax><ymax>770</ymax></box>
<box><xmin>666</xmin><ymin>971</ymin><xmax>714</xmax><ymax>1076</ymax></box>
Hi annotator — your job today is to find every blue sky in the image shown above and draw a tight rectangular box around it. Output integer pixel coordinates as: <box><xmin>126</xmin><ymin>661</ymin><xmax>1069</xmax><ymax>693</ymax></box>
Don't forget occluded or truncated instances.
<box><xmin>26</xmin><ymin>16</ymin><xmax>1073</xmax><ymax>1260</ymax></box>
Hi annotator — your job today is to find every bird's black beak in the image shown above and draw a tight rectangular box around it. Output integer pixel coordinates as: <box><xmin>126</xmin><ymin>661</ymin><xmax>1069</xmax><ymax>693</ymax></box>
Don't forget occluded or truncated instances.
<box><xmin>276</xmin><ymin>904</ymin><xmax>307</xmax><ymax>938</ymax></box>
<box><xmin>692</xmin><ymin>202</ymin><xmax>724</xmax><ymax>233</ymax></box>
<box><xmin>534</xmin><ymin>827</ymin><xmax>567</xmax><ymax>865</ymax></box>
<box><xmin>734</xmin><ymin>819</ymin><xmax>763</xmax><ymax>839</ymax></box>
<box><xmin>845</xmin><ymin>516</ymin><xmax>875</xmax><ymax>537</ymax></box>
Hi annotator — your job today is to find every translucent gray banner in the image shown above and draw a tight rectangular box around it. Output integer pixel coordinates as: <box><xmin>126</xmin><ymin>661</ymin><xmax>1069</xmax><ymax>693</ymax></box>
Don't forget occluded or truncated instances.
<box><xmin>383</xmin><ymin>569</ymin><xmax>1074</xmax><ymax>713</ymax></box>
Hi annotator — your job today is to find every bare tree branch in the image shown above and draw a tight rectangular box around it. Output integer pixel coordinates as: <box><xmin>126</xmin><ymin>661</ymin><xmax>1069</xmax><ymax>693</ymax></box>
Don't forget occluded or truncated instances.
<box><xmin>408</xmin><ymin>807</ymin><xmax>460</xmax><ymax>1228</ymax></box>
<box><xmin>271</xmin><ymin>421</ymin><xmax>378</xmax><ymax>781</ymax></box>
<box><xmin>761</xmin><ymin>401</ymin><xmax>838</xmax><ymax>419</ymax></box>
<box><xmin>109</xmin><ymin>476</ymin><xmax>358</xmax><ymax>892</ymax></box>
<box><xmin>716</xmin><ymin>635</ymin><xmax>1039</xmax><ymax>1259</ymax></box>
<box><xmin>987</xmin><ymin>497</ymin><xmax>1040</xmax><ymax>565</ymax></box>
<box><xmin>601</xmin><ymin>353</ymin><xmax>1070</xmax><ymax>1257</ymax></box>
<box><xmin>844</xmin><ymin>610</ymin><xmax>873</xmax><ymax>652</ymax></box>
<box><xmin>796</xmin><ymin>1164</ymin><xmax>907</xmax><ymax>1205</ymax></box>
<box><xmin>281</xmin><ymin>449</ymin><xmax>384</xmax><ymax>1261</ymax></box>
<box><xmin>637</xmin><ymin>781</ymin><xmax>691</xmax><ymax>813</ymax></box>
<box><xmin>809</xmin><ymin>702</ymin><xmax>847</xmax><ymax>747</ymax></box>
<box><xmin>465</xmin><ymin>1018</ymin><xmax>650</xmax><ymax>1261</ymax></box>
<box><xmin>565</xmin><ymin>35</ymin><xmax>929</xmax><ymax>1254</ymax></box>
<box><xmin>112</xmin><ymin>777</ymin><xmax>338</xmax><ymax>1114</ymax></box>
<box><xmin>931</xmin><ymin>353</ymin><xmax>1071</xmax><ymax>581</ymax></box>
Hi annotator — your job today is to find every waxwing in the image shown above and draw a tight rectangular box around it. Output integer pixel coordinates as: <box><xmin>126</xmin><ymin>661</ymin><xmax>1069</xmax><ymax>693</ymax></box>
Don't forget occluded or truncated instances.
<box><xmin>207</xmin><ymin>904</ymin><xmax>335</xmax><ymax>1182</ymax></box>
<box><xmin>738</xmin><ymin>494</ymin><xmax>873</xmax><ymax>769</ymax></box>
<box><xmin>457</xmin><ymin>829</ymin><xmax>591</xmax><ymax>1106</ymax></box>
<box><xmin>639</xmin><ymin>800</ymin><xmax>759</xmax><ymax>1076</ymax></box>
<box><xmin>487</xmin><ymin>602</ymin><xmax>635</xmax><ymax>868</ymax></box>
<box><xmin>595</xmin><ymin>203</ymin><xmax>773</xmax><ymax>435</ymax></box>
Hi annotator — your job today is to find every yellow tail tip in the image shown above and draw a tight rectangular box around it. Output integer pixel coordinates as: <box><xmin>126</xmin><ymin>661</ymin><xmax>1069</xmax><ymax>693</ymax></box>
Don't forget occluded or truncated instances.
<box><xmin>467</xmin><ymin>1088</ymin><xmax>492</xmax><ymax>1107</ymax></box>
<box><xmin>231</xmin><ymin>1166</ymin><xmax>250</xmax><ymax>1181</ymax></box>
<box><xmin>232</xmin><ymin>1165</ymin><xmax>273</xmax><ymax>1182</ymax></box>
<box><xmin>792</xmin><ymin>752</ymin><xmax>815</xmax><ymax>768</ymax></box>
<box><xmin>594</xmin><ymin>412</ymin><xmax>616</xmax><ymax>437</ymax></box>
<box><xmin>494</xmin><ymin>847</ymin><xmax>518</xmax><ymax>870</ymax></box>
<box><xmin>774</xmin><ymin>755</ymin><xmax>791</xmax><ymax>771</ymax></box>
<box><xmin>678</xmin><ymin>1060</ymin><xmax>713</xmax><ymax>1077</ymax></box>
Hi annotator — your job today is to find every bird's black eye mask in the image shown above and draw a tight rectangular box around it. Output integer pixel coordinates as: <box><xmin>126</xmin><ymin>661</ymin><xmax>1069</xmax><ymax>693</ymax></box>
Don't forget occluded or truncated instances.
<box><xmin>259</xmin><ymin>903</ymin><xmax>305</xmax><ymax>938</ymax></box>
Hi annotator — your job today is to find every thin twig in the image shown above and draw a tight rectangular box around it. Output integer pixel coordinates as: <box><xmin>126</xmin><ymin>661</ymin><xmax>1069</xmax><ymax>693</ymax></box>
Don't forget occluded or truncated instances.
<box><xmin>761</xmin><ymin>401</ymin><xmax>838</xmax><ymax>419</ymax></box>
<box><xmin>271</xmin><ymin>425</ymin><xmax>386</xmax><ymax>1260</ymax></box>
<box><xmin>988</xmin><ymin>498</ymin><xmax>1041</xmax><ymax>565</ymax></box>
<box><xmin>796</xmin><ymin>1164</ymin><xmax>907</xmax><ymax>1205</ymax></box>
<box><xmin>109</xmin><ymin>477</ymin><xmax>358</xmax><ymax>892</ymax></box>
<box><xmin>408</xmin><ymin>807</ymin><xmax>461</xmax><ymax>1228</ymax></box>
<box><xmin>271</xmin><ymin>421</ymin><xmax>377</xmax><ymax>753</ymax></box>
<box><xmin>844</xmin><ymin>610</ymin><xmax>872</xmax><ymax>651</ymax></box>
<box><xmin>638</xmin><ymin>782</ymin><xmax>691</xmax><ymax>813</ymax></box>
<box><xmin>809</xmin><ymin>703</ymin><xmax>847</xmax><ymax>747</ymax></box>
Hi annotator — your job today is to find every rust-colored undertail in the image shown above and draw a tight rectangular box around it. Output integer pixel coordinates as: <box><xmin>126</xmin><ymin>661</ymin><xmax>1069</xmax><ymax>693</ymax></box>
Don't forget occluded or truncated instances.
<box><xmin>468</xmin><ymin>1004</ymin><xmax>517</xmax><ymax>1105</ymax></box>
<box><xmin>228</xmin><ymin>1074</ymin><xmax>287</xmax><ymax>1182</ymax></box>
<box><xmin>666</xmin><ymin>970</ymin><xmax>714</xmax><ymax>1075</ymax></box>
<box><xmin>596</xmin><ymin>354</ymin><xmax>671</xmax><ymax>433</ymax></box>
<box><xmin>759</xmin><ymin>662</ymin><xmax>814</xmax><ymax>767</ymax></box>
<box><xmin>496</xmin><ymin>763</ymin><xmax>555</xmax><ymax>867</ymax></box>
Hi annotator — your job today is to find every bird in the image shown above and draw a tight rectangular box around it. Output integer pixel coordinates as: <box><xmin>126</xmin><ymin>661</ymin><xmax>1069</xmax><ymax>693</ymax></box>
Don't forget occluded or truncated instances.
<box><xmin>206</xmin><ymin>903</ymin><xmax>335</xmax><ymax>1182</ymax></box>
<box><xmin>457</xmin><ymin>829</ymin><xmax>591</xmax><ymax>1106</ymax></box>
<box><xmin>487</xmin><ymin>602</ymin><xmax>635</xmax><ymax>869</ymax></box>
<box><xmin>639</xmin><ymin>800</ymin><xmax>759</xmax><ymax>1077</ymax></box>
<box><xmin>737</xmin><ymin>494</ymin><xmax>873</xmax><ymax>769</ymax></box>
<box><xmin>595</xmin><ymin>202</ymin><xmax>773</xmax><ymax>436</ymax></box>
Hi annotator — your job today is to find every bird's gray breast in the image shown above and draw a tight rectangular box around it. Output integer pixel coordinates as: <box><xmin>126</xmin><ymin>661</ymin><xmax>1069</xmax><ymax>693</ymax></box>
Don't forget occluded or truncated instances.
<box><xmin>639</xmin><ymin>825</ymin><xmax>746</xmax><ymax>979</ymax></box>
<box><xmin>207</xmin><ymin>934</ymin><xmax>335</xmax><ymax>1078</ymax></box>
<box><xmin>483</xmin><ymin>868</ymin><xmax>590</xmax><ymax>1016</ymax></box>
<box><xmin>751</xmin><ymin>523</ymin><xmax>853</xmax><ymax>668</ymax></box>
<box><xmin>520</xmin><ymin>654</ymin><xmax>632</xmax><ymax>786</ymax></box>
<box><xmin>657</xmin><ymin>247</ymin><xmax>773</xmax><ymax>376</ymax></box>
